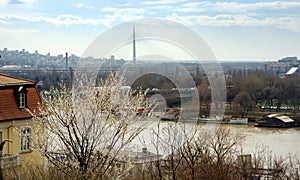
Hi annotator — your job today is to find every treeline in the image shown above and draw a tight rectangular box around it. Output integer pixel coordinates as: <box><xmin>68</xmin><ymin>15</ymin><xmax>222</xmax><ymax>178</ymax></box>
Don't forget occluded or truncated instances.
<box><xmin>195</xmin><ymin>70</ymin><xmax>300</xmax><ymax>117</ymax></box>
<box><xmin>3</xmin><ymin>68</ymin><xmax>300</xmax><ymax>116</ymax></box>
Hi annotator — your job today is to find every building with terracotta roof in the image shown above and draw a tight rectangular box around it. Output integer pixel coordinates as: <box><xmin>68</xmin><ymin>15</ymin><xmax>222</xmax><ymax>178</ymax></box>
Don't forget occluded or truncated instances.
<box><xmin>0</xmin><ymin>73</ymin><xmax>43</xmax><ymax>175</ymax></box>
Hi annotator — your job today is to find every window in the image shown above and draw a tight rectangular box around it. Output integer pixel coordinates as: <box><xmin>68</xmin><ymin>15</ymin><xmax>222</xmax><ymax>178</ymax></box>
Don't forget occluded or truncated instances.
<box><xmin>20</xmin><ymin>127</ymin><xmax>31</xmax><ymax>152</ymax></box>
<box><xmin>19</xmin><ymin>93</ymin><xmax>26</xmax><ymax>108</ymax></box>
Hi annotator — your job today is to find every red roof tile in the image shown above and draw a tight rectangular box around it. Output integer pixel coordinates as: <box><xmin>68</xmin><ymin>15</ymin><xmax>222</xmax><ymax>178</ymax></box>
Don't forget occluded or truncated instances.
<box><xmin>0</xmin><ymin>74</ymin><xmax>41</xmax><ymax>121</ymax></box>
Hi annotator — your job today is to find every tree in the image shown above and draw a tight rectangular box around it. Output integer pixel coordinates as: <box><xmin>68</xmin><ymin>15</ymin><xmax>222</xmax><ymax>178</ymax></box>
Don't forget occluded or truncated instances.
<box><xmin>146</xmin><ymin>126</ymin><xmax>245</xmax><ymax>180</ymax></box>
<box><xmin>273</xmin><ymin>78</ymin><xmax>287</xmax><ymax>110</ymax></box>
<box><xmin>284</xmin><ymin>77</ymin><xmax>300</xmax><ymax>108</ymax></box>
<box><xmin>147</xmin><ymin>122</ymin><xmax>186</xmax><ymax>180</ymax></box>
<box><xmin>198</xmin><ymin>80</ymin><xmax>211</xmax><ymax>117</ymax></box>
<box><xmin>233</xmin><ymin>91</ymin><xmax>255</xmax><ymax>117</ymax></box>
<box><xmin>260</xmin><ymin>87</ymin><xmax>276</xmax><ymax>107</ymax></box>
<box><xmin>32</xmin><ymin>72</ymin><xmax>146</xmax><ymax>179</ymax></box>
<box><xmin>239</xmin><ymin>75</ymin><xmax>264</xmax><ymax>105</ymax></box>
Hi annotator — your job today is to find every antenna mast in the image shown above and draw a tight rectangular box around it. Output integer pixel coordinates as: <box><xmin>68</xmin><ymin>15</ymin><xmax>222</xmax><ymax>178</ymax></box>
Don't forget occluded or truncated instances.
<box><xmin>65</xmin><ymin>52</ymin><xmax>68</xmax><ymax>70</ymax></box>
<box><xmin>133</xmin><ymin>25</ymin><xmax>136</xmax><ymax>64</ymax></box>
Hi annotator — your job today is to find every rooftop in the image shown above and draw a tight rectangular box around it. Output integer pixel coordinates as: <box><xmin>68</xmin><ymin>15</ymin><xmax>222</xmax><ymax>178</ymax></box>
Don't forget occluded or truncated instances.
<box><xmin>286</xmin><ymin>67</ymin><xmax>298</xmax><ymax>75</ymax></box>
<box><xmin>267</xmin><ymin>114</ymin><xmax>294</xmax><ymax>123</ymax></box>
<box><xmin>0</xmin><ymin>74</ymin><xmax>41</xmax><ymax>121</ymax></box>
<box><xmin>0</xmin><ymin>73</ymin><xmax>34</xmax><ymax>86</ymax></box>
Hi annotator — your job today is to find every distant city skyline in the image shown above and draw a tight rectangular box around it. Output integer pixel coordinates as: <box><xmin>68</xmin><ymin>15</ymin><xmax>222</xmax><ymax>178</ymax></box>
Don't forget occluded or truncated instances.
<box><xmin>0</xmin><ymin>0</ymin><xmax>299</xmax><ymax>61</ymax></box>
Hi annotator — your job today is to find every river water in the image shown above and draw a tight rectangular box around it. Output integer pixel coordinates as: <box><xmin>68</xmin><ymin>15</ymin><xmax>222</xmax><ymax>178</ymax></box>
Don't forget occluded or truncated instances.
<box><xmin>132</xmin><ymin>119</ymin><xmax>300</xmax><ymax>158</ymax></box>
<box><xmin>234</xmin><ymin>123</ymin><xmax>300</xmax><ymax>157</ymax></box>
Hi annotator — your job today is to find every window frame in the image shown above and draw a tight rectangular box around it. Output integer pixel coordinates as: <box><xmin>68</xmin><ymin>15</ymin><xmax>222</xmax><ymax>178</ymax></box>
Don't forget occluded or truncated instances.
<box><xmin>19</xmin><ymin>92</ymin><xmax>26</xmax><ymax>108</ymax></box>
<box><xmin>20</xmin><ymin>127</ymin><xmax>32</xmax><ymax>152</ymax></box>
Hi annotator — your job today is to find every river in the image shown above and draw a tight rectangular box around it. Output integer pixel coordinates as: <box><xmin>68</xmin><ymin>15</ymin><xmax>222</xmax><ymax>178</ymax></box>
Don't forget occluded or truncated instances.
<box><xmin>132</xmin><ymin>119</ymin><xmax>300</xmax><ymax>158</ymax></box>
<box><xmin>236</xmin><ymin>123</ymin><xmax>300</xmax><ymax>157</ymax></box>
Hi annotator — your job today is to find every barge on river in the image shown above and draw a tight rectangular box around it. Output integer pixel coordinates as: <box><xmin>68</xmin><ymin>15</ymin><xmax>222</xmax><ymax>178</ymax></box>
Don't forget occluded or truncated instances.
<box><xmin>254</xmin><ymin>114</ymin><xmax>298</xmax><ymax>128</ymax></box>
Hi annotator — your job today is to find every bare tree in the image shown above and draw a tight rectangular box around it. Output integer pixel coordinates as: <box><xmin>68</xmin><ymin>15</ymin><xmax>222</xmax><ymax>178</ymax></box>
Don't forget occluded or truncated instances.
<box><xmin>145</xmin><ymin>125</ymin><xmax>245</xmax><ymax>180</ymax></box>
<box><xmin>179</xmin><ymin>130</ymin><xmax>207</xmax><ymax>180</ymax></box>
<box><xmin>143</xmin><ymin>122</ymin><xmax>189</xmax><ymax>180</ymax></box>
<box><xmin>31</xmin><ymin>72</ymin><xmax>146</xmax><ymax>179</ymax></box>
<box><xmin>206</xmin><ymin>127</ymin><xmax>244</xmax><ymax>179</ymax></box>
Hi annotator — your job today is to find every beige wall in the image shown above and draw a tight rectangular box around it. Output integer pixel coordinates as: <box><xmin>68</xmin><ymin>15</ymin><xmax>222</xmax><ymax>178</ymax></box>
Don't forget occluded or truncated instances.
<box><xmin>0</xmin><ymin>118</ymin><xmax>44</xmax><ymax>166</ymax></box>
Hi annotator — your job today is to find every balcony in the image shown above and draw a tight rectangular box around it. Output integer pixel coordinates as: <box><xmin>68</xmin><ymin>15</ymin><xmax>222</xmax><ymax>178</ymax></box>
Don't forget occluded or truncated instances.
<box><xmin>0</xmin><ymin>154</ymin><xmax>20</xmax><ymax>169</ymax></box>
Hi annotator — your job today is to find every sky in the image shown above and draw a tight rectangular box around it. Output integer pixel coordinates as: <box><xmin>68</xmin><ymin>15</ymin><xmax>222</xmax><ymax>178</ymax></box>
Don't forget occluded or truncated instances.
<box><xmin>0</xmin><ymin>0</ymin><xmax>299</xmax><ymax>61</ymax></box>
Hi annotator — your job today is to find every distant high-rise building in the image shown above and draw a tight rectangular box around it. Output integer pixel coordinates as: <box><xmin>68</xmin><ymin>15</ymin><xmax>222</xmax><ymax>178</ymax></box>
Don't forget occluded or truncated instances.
<box><xmin>278</xmin><ymin>57</ymin><xmax>297</xmax><ymax>62</ymax></box>
<box><xmin>265</xmin><ymin>56</ymin><xmax>299</xmax><ymax>76</ymax></box>
<box><xmin>109</xmin><ymin>55</ymin><xmax>115</xmax><ymax>67</ymax></box>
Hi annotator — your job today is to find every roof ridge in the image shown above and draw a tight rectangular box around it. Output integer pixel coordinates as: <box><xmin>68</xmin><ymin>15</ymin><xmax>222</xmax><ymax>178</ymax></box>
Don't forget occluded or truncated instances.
<box><xmin>0</xmin><ymin>73</ymin><xmax>35</xmax><ymax>85</ymax></box>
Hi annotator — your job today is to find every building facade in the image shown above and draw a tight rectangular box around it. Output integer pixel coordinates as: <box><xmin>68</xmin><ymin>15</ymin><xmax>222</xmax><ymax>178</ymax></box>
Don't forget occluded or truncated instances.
<box><xmin>0</xmin><ymin>74</ymin><xmax>43</xmax><ymax>172</ymax></box>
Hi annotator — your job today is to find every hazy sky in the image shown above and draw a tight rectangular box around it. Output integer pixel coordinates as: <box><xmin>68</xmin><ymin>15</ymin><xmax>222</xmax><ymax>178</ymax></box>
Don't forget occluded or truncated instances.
<box><xmin>0</xmin><ymin>0</ymin><xmax>299</xmax><ymax>61</ymax></box>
